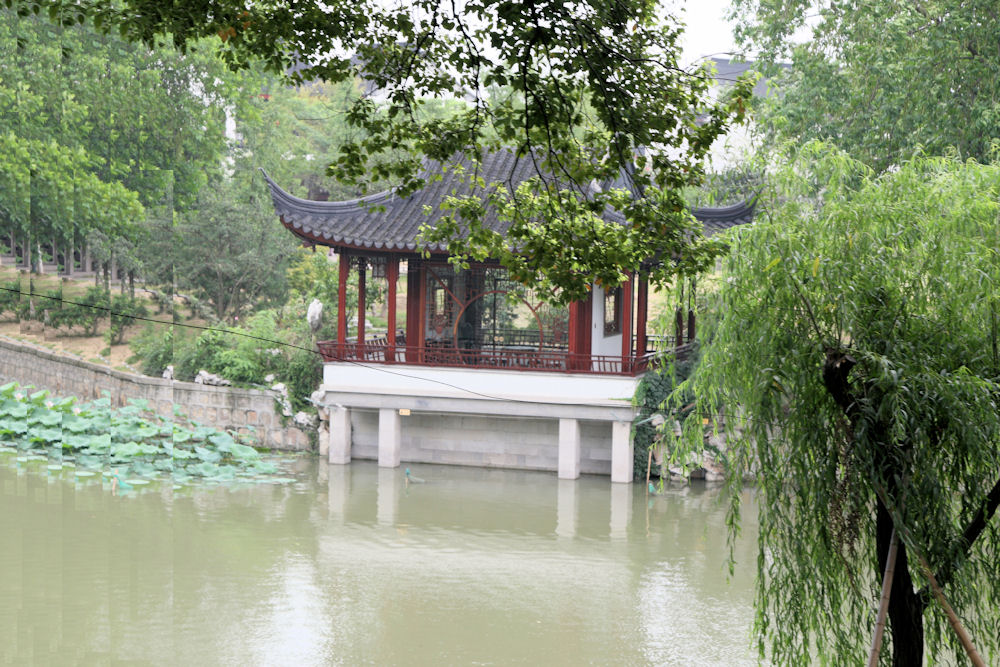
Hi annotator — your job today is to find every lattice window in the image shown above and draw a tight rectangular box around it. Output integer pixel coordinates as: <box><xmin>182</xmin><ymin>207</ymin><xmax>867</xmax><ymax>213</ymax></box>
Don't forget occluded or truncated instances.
<box><xmin>604</xmin><ymin>286</ymin><xmax>622</xmax><ymax>336</ymax></box>
<box><xmin>424</xmin><ymin>264</ymin><xmax>569</xmax><ymax>351</ymax></box>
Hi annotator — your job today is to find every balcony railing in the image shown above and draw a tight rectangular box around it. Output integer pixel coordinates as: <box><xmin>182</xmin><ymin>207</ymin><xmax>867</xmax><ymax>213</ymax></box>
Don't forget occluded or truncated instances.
<box><xmin>316</xmin><ymin>338</ymin><xmax>660</xmax><ymax>376</ymax></box>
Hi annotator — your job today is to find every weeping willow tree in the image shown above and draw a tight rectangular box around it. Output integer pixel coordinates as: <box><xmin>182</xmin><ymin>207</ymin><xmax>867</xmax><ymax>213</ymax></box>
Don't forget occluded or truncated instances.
<box><xmin>673</xmin><ymin>143</ymin><xmax>1000</xmax><ymax>665</ymax></box>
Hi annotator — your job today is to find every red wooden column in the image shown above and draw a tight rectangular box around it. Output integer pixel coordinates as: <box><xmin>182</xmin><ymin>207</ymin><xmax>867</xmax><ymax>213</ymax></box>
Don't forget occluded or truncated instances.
<box><xmin>567</xmin><ymin>291</ymin><xmax>593</xmax><ymax>371</ymax></box>
<box><xmin>337</xmin><ymin>251</ymin><xmax>350</xmax><ymax>357</ymax></box>
<box><xmin>568</xmin><ymin>301</ymin><xmax>580</xmax><ymax>371</ymax></box>
<box><xmin>635</xmin><ymin>272</ymin><xmax>648</xmax><ymax>357</ymax></box>
<box><xmin>416</xmin><ymin>261</ymin><xmax>428</xmax><ymax>363</ymax></box>
<box><xmin>356</xmin><ymin>258</ymin><xmax>367</xmax><ymax>355</ymax></box>
<box><xmin>620</xmin><ymin>274</ymin><xmax>634</xmax><ymax>372</ymax></box>
<box><xmin>386</xmin><ymin>256</ymin><xmax>399</xmax><ymax>363</ymax></box>
<box><xmin>405</xmin><ymin>260</ymin><xmax>421</xmax><ymax>362</ymax></box>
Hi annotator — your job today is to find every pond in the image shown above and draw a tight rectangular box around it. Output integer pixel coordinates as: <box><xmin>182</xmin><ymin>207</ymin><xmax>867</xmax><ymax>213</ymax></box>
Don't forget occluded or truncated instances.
<box><xmin>0</xmin><ymin>456</ymin><xmax>760</xmax><ymax>665</ymax></box>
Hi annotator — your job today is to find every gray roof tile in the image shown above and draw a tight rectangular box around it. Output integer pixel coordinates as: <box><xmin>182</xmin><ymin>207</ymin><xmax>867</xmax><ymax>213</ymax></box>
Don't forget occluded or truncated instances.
<box><xmin>262</xmin><ymin>150</ymin><xmax>755</xmax><ymax>251</ymax></box>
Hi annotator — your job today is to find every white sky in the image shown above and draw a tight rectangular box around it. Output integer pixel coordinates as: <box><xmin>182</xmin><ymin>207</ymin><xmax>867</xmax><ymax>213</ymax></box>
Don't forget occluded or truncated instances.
<box><xmin>673</xmin><ymin>0</ymin><xmax>741</xmax><ymax>67</ymax></box>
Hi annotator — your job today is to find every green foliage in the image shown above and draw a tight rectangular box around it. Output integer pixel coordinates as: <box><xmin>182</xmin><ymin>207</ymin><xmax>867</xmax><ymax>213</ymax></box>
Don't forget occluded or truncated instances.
<box><xmin>673</xmin><ymin>143</ymin><xmax>1000</xmax><ymax>663</ymax></box>
<box><xmin>285</xmin><ymin>247</ymin><xmax>382</xmax><ymax>335</ymax></box>
<box><xmin>0</xmin><ymin>131</ymin><xmax>144</xmax><ymax>251</ymax></box>
<box><xmin>734</xmin><ymin>0</ymin><xmax>1000</xmax><ymax>171</ymax></box>
<box><xmin>6</xmin><ymin>0</ymin><xmax>751</xmax><ymax>299</ymax></box>
<box><xmin>632</xmin><ymin>345</ymin><xmax>700</xmax><ymax>481</ymax></box>
<box><xmin>128</xmin><ymin>325</ymin><xmax>174</xmax><ymax>377</ymax></box>
<box><xmin>129</xmin><ymin>309</ymin><xmax>322</xmax><ymax>412</ymax></box>
<box><xmin>172</xmin><ymin>329</ymin><xmax>230</xmax><ymax>382</ymax></box>
<box><xmin>0</xmin><ymin>279</ymin><xmax>20</xmax><ymax>319</ymax></box>
<box><xmin>169</xmin><ymin>179</ymin><xmax>297</xmax><ymax>322</ymax></box>
<box><xmin>282</xmin><ymin>346</ymin><xmax>322</xmax><ymax>414</ymax></box>
<box><xmin>105</xmin><ymin>293</ymin><xmax>147</xmax><ymax>344</ymax></box>
<box><xmin>0</xmin><ymin>381</ymin><xmax>286</xmax><ymax>485</ymax></box>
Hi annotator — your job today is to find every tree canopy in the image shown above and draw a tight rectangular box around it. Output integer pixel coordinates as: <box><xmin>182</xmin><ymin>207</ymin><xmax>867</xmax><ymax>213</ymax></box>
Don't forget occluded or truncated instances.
<box><xmin>733</xmin><ymin>0</ymin><xmax>1000</xmax><ymax>171</ymax></box>
<box><xmin>5</xmin><ymin>0</ymin><xmax>752</xmax><ymax>299</ymax></box>
<box><xmin>674</xmin><ymin>143</ymin><xmax>1000</xmax><ymax>664</ymax></box>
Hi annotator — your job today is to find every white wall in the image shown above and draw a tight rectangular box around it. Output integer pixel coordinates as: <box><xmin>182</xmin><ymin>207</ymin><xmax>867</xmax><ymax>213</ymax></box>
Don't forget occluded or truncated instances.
<box><xmin>590</xmin><ymin>284</ymin><xmax>623</xmax><ymax>357</ymax></box>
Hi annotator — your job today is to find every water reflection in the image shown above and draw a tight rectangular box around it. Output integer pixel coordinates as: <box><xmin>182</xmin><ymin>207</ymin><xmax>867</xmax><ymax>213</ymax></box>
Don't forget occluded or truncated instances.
<box><xmin>0</xmin><ymin>453</ymin><xmax>759</xmax><ymax>665</ymax></box>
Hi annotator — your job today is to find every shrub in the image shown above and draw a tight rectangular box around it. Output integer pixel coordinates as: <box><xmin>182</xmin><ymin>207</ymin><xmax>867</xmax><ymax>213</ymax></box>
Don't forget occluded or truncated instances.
<box><xmin>106</xmin><ymin>294</ymin><xmax>148</xmax><ymax>344</ymax></box>
<box><xmin>0</xmin><ymin>279</ymin><xmax>20</xmax><ymax>319</ymax></box>
<box><xmin>128</xmin><ymin>325</ymin><xmax>176</xmax><ymax>377</ymax></box>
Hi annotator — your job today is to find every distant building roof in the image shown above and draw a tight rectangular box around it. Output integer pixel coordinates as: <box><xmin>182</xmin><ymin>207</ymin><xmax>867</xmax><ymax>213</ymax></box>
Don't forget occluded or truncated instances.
<box><xmin>709</xmin><ymin>57</ymin><xmax>790</xmax><ymax>98</ymax></box>
<box><xmin>262</xmin><ymin>150</ymin><xmax>755</xmax><ymax>253</ymax></box>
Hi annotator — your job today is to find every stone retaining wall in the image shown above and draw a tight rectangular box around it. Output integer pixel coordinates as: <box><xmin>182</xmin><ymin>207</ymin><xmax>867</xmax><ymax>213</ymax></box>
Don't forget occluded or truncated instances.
<box><xmin>0</xmin><ymin>337</ymin><xmax>311</xmax><ymax>451</ymax></box>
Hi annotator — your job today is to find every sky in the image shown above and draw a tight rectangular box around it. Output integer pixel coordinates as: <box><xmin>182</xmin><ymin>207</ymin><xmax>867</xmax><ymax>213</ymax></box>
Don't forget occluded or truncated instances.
<box><xmin>673</xmin><ymin>0</ymin><xmax>741</xmax><ymax>66</ymax></box>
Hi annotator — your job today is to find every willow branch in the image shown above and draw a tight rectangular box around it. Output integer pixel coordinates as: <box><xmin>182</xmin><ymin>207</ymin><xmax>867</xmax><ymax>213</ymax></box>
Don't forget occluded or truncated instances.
<box><xmin>922</xmin><ymin>473</ymin><xmax>1000</xmax><ymax>598</ymax></box>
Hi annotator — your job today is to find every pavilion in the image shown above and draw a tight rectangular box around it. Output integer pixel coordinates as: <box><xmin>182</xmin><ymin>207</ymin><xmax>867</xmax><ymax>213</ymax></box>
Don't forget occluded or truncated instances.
<box><xmin>263</xmin><ymin>151</ymin><xmax>755</xmax><ymax>482</ymax></box>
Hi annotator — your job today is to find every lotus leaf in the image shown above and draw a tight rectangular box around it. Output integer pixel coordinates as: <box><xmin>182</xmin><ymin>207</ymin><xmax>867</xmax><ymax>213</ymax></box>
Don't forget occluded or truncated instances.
<box><xmin>194</xmin><ymin>446</ymin><xmax>221</xmax><ymax>463</ymax></box>
<box><xmin>1</xmin><ymin>382</ymin><xmax>289</xmax><ymax>489</ymax></box>
<box><xmin>127</xmin><ymin>399</ymin><xmax>150</xmax><ymax>411</ymax></box>
<box><xmin>86</xmin><ymin>434</ymin><xmax>112</xmax><ymax>452</ymax></box>
<box><xmin>0</xmin><ymin>418</ymin><xmax>28</xmax><ymax>435</ymax></box>
<box><xmin>227</xmin><ymin>442</ymin><xmax>259</xmax><ymax>461</ymax></box>
<box><xmin>128</xmin><ymin>461</ymin><xmax>157</xmax><ymax>476</ymax></box>
<box><xmin>1</xmin><ymin>401</ymin><xmax>29</xmax><ymax>419</ymax></box>
<box><xmin>30</xmin><ymin>410</ymin><xmax>62</xmax><ymax>427</ymax></box>
<box><xmin>186</xmin><ymin>461</ymin><xmax>220</xmax><ymax>477</ymax></box>
<box><xmin>191</xmin><ymin>426</ymin><xmax>218</xmax><ymax>441</ymax></box>
<box><xmin>60</xmin><ymin>415</ymin><xmax>90</xmax><ymax>433</ymax></box>
<box><xmin>52</xmin><ymin>397</ymin><xmax>75</xmax><ymax>410</ymax></box>
<box><xmin>28</xmin><ymin>427</ymin><xmax>62</xmax><ymax>444</ymax></box>
<box><xmin>111</xmin><ymin>441</ymin><xmax>143</xmax><ymax>458</ymax></box>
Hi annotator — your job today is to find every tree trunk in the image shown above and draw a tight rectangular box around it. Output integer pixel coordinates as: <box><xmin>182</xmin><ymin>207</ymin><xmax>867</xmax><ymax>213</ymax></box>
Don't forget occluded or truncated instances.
<box><xmin>824</xmin><ymin>350</ymin><xmax>927</xmax><ymax>665</ymax></box>
<box><xmin>877</xmin><ymin>500</ymin><xmax>925</xmax><ymax>665</ymax></box>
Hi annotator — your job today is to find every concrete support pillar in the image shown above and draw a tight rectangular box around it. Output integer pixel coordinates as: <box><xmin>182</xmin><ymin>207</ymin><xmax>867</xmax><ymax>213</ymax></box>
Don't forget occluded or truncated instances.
<box><xmin>318</xmin><ymin>424</ymin><xmax>329</xmax><ymax>459</ymax></box>
<box><xmin>328</xmin><ymin>406</ymin><xmax>352</xmax><ymax>464</ymax></box>
<box><xmin>611</xmin><ymin>420</ymin><xmax>633</xmax><ymax>483</ymax></box>
<box><xmin>557</xmin><ymin>417</ymin><xmax>581</xmax><ymax>479</ymax></box>
<box><xmin>378</xmin><ymin>407</ymin><xmax>402</xmax><ymax>468</ymax></box>
<box><xmin>555</xmin><ymin>479</ymin><xmax>578</xmax><ymax>539</ymax></box>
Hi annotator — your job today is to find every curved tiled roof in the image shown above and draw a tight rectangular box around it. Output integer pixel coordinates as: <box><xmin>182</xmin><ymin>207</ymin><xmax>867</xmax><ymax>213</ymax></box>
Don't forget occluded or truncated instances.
<box><xmin>262</xmin><ymin>151</ymin><xmax>756</xmax><ymax>252</ymax></box>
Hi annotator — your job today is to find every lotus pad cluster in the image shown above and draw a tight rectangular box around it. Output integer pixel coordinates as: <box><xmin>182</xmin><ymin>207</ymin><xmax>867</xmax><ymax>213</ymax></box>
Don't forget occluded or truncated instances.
<box><xmin>0</xmin><ymin>382</ymin><xmax>292</xmax><ymax>486</ymax></box>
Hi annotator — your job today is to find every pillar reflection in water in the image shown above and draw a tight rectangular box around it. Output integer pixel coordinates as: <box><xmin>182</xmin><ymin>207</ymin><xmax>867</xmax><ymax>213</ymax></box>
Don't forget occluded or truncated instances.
<box><xmin>555</xmin><ymin>478</ymin><xmax>577</xmax><ymax>539</ymax></box>
<box><xmin>376</xmin><ymin>467</ymin><xmax>399</xmax><ymax>525</ymax></box>
<box><xmin>609</xmin><ymin>482</ymin><xmax>633</xmax><ymax>539</ymax></box>
<box><xmin>326</xmin><ymin>463</ymin><xmax>350</xmax><ymax>522</ymax></box>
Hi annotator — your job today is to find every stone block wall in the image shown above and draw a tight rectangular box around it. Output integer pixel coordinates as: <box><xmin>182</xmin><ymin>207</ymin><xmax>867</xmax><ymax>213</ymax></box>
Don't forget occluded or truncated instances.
<box><xmin>0</xmin><ymin>337</ymin><xmax>311</xmax><ymax>451</ymax></box>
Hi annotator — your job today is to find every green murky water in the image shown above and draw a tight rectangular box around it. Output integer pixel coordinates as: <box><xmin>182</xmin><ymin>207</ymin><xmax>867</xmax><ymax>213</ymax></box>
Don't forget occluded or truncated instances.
<box><xmin>1</xmin><ymin>455</ymin><xmax>759</xmax><ymax>665</ymax></box>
